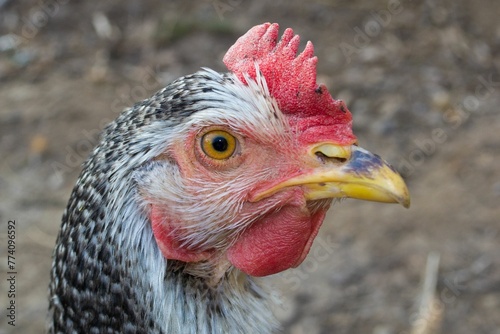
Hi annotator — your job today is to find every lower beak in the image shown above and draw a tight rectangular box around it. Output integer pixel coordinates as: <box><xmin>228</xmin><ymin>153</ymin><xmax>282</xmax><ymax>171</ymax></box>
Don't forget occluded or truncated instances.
<box><xmin>253</xmin><ymin>144</ymin><xmax>410</xmax><ymax>208</ymax></box>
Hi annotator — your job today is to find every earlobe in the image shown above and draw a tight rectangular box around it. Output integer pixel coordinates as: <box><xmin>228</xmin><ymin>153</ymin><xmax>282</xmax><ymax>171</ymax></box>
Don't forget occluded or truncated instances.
<box><xmin>150</xmin><ymin>204</ymin><xmax>214</xmax><ymax>263</ymax></box>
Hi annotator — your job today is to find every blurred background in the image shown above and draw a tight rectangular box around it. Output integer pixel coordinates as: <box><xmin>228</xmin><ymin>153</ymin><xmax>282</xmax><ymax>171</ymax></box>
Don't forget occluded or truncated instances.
<box><xmin>0</xmin><ymin>0</ymin><xmax>499</xmax><ymax>333</ymax></box>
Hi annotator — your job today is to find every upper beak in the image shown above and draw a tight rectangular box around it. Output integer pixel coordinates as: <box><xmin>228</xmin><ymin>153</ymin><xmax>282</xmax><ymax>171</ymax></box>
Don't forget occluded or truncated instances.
<box><xmin>252</xmin><ymin>144</ymin><xmax>410</xmax><ymax>208</ymax></box>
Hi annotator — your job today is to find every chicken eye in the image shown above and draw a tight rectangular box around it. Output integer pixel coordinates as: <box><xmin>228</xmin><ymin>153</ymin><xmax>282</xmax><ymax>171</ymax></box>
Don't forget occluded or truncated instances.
<box><xmin>201</xmin><ymin>130</ymin><xmax>237</xmax><ymax>160</ymax></box>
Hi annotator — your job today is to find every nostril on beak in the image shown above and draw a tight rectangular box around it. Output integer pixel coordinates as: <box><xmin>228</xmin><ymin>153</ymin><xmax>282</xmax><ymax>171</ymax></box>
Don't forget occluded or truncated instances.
<box><xmin>311</xmin><ymin>144</ymin><xmax>352</xmax><ymax>164</ymax></box>
<box><xmin>315</xmin><ymin>151</ymin><xmax>347</xmax><ymax>163</ymax></box>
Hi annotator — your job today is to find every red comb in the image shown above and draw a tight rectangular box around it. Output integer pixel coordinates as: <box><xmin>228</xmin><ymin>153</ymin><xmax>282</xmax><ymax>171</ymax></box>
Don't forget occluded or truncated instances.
<box><xmin>223</xmin><ymin>23</ymin><xmax>356</xmax><ymax>145</ymax></box>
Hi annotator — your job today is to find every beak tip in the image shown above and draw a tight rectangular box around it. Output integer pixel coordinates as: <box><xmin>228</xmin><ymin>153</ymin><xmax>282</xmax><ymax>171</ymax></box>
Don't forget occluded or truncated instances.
<box><xmin>393</xmin><ymin>180</ymin><xmax>410</xmax><ymax>208</ymax></box>
<box><xmin>395</xmin><ymin>184</ymin><xmax>411</xmax><ymax>208</ymax></box>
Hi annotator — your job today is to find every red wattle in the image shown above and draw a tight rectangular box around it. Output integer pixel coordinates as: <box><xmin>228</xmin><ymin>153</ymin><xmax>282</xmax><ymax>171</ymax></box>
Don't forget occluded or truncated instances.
<box><xmin>227</xmin><ymin>206</ymin><xmax>327</xmax><ymax>277</ymax></box>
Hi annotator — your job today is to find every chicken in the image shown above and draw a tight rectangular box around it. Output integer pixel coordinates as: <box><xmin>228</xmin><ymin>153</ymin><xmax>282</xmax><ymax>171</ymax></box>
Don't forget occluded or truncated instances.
<box><xmin>48</xmin><ymin>23</ymin><xmax>409</xmax><ymax>333</ymax></box>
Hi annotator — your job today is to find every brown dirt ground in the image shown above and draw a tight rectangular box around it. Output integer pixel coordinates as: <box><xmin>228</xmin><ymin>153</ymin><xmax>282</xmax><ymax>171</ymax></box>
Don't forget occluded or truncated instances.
<box><xmin>1</xmin><ymin>1</ymin><xmax>499</xmax><ymax>333</ymax></box>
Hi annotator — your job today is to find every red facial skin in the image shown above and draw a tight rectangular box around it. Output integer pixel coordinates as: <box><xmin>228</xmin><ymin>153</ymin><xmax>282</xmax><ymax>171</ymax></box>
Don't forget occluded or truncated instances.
<box><xmin>149</xmin><ymin>126</ymin><xmax>331</xmax><ymax>277</ymax></box>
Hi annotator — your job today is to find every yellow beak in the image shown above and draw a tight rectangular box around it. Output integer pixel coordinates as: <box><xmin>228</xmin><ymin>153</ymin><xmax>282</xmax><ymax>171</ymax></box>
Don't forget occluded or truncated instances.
<box><xmin>253</xmin><ymin>144</ymin><xmax>410</xmax><ymax>208</ymax></box>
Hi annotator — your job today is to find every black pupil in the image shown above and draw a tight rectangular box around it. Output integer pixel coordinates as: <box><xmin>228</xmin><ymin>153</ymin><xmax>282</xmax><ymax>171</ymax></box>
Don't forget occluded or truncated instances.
<box><xmin>212</xmin><ymin>136</ymin><xmax>228</xmax><ymax>152</ymax></box>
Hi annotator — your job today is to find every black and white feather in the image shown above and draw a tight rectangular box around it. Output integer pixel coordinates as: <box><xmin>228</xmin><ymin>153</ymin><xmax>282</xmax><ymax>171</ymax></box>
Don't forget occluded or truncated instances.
<box><xmin>48</xmin><ymin>69</ymin><xmax>285</xmax><ymax>334</ymax></box>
